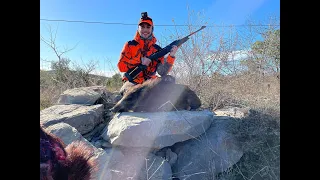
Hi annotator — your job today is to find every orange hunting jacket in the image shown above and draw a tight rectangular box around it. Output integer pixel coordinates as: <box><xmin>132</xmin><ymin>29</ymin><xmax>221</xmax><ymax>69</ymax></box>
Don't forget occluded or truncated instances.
<box><xmin>118</xmin><ymin>31</ymin><xmax>176</xmax><ymax>84</ymax></box>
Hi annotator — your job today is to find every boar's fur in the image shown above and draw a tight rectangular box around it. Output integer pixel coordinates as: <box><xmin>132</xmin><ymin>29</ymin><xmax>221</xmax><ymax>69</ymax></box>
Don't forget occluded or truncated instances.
<box><xmin>110</xmin><ymin>77</ymin><xmax>201</xmax><ymax>113</ymax></box>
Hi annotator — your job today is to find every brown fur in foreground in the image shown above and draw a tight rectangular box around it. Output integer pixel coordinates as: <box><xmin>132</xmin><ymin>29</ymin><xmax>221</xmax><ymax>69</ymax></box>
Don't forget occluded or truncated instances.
<box><xmin>40</xmin><ymin>125</ymin><xmax>97</xmax><ymax>180</ymax></box>
<box><xmin>110</xmin><ymin>78</ymin><xmax>201</xmax><ymax>112</ymax></box>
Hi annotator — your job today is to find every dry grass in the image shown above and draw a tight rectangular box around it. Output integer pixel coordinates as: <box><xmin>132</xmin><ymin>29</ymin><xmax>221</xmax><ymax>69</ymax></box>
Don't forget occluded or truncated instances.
<box><xmin>190</xmin><ymin>73</ymin><xmax>280</xmax><ymax>113</ymax></box>
<box><xmin>40</xmin><ymin>86</ymin><xmax>63</xmax><ymax>110</ymax></box>
<box><xmin>215</xmin><ymin>108</ymin><xmax>280</xmax><ymax>180</ymax></box>
<box><xmin>40</xmin><ymin>69</ymin><xmax>109</xmax><ymax>110</ymax></box>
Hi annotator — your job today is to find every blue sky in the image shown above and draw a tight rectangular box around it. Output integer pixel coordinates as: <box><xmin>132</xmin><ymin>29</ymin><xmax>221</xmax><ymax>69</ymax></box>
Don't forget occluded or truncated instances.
<box><xmin>40</xmin><ymin>0</ymin><xmax>280</xmax><ymax>76</ymax></box>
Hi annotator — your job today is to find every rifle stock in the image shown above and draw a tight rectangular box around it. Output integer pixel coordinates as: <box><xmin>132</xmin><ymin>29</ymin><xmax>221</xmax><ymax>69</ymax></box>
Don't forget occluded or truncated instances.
<box><xmin>125</xmin><ymin>26</ymin><xmax>206</xmax><ymax>83</ymax></box>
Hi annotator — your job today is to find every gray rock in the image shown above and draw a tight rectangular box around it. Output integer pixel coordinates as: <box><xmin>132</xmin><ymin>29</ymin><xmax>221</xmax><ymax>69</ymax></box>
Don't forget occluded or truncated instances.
<box><xmin>57</xmin><ymin>86</ymin><xmax>106</xmax><ymax>105</ymax></box>
<box><xmin>102</xmin><ymin>110</ymin><xmax>214</xmax><ymax>149</ymax></box>
<box><xmin>171</xmin><ymin>118</ymin><xmax>243</xmax><ymax>180</ymax></box>
<box><xmin>40</xmin><ymin>104</ymin><xmax>104</xmax><ymax>134</ymax></box>
<box><xmin>108</xmin><ymin>151</ymin><xmax>172</xmax><ymax>180</ymax></box>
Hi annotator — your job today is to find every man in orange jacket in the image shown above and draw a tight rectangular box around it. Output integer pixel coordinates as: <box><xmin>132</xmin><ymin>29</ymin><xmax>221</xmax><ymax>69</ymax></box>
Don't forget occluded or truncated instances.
<box><xmin>117</xmin><ymin>12</ymin><xmax>178</xmax><ymax>95</ymax></box>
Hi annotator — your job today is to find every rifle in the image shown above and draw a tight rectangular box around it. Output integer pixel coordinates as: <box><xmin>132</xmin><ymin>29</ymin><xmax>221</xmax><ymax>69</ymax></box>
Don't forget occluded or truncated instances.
<box><xmin>125</xmin><ymin>26</ymin><xmax>206</xmax><ymax>83</ymax></box>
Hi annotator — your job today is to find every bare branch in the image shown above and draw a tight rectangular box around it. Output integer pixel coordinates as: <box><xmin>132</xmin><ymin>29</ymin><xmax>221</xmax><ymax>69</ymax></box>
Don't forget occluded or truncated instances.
<box><xmin>40</xmin><ymin>24</ymin><xmax>77</xmax><ymax>61</ymax></box>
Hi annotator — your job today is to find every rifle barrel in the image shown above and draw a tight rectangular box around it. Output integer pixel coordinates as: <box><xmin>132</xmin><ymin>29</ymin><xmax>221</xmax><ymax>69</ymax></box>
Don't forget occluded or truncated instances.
<box><xmin>188</xmin><ymin>26</ymin><xmax>206</xmax><ymax>37</ymax></box>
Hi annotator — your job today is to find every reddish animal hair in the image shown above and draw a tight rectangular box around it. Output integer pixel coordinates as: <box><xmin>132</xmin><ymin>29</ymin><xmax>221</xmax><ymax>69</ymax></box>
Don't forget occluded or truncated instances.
<box><xmin>40</xmin><ymin>124</ymin><xmax>97</xmax><ymax>180</ymax></box>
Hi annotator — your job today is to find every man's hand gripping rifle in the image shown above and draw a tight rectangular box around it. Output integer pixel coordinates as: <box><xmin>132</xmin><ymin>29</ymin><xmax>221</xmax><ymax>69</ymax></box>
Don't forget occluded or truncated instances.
<box><xmin>125</xmin><ymin>26</ymin><xmax>207</xmax><ymax>83</ymax></box>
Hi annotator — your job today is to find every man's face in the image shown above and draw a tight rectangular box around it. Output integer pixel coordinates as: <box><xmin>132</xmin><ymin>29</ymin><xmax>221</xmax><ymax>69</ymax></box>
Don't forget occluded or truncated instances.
<box><xmin>138</xmin><ymin>23</ymin><xmax>152</xmax><ymax>39</ymax></box>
